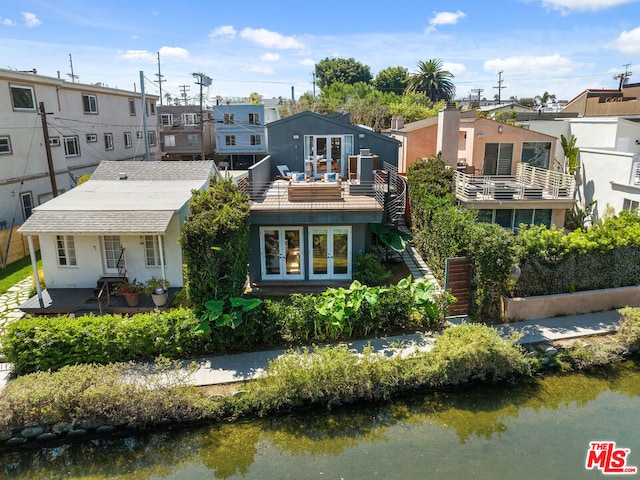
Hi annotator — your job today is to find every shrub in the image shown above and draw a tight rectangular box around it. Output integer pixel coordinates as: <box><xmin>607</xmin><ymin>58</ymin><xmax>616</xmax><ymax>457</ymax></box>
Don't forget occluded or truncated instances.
<box><xmin>354</xmin><ymin>252</ymin><xmax>391</xmax><ymax>286</ymax></box>
<box><xmin>427</xmin><ymin>323</ymin><xmax>531</xmax><ymax>385</ymax></box>
<box><xmin>618</xmin><ymin>307</ymin><xmax>640</xmax><ymax>346</ymax></box>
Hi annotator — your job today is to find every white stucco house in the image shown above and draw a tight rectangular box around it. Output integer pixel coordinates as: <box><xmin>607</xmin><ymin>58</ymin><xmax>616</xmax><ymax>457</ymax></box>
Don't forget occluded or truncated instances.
<box><xmin>525</xmin><ymin>116</ymin><xmax>640</xmax><ymax>219</ymax></box>
<box><xmin>18</xmin><ymin>160</ymin><xmax>216</xmax><ymax>313</ymax></box>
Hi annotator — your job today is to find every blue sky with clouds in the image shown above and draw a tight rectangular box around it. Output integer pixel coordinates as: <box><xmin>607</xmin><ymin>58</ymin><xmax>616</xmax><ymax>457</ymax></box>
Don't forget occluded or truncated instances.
<box><xmin>1</xmin><ymin>0</ymin><xmax>639</xmax><ymax>104</ymax></box>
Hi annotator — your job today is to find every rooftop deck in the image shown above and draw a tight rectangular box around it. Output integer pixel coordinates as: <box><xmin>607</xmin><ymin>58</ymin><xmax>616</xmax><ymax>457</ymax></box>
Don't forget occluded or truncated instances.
<box><xmin>249</xmin><ymin>179</ymin><xmax>384</xmax><ymax>212</ymax></box>
<box><xmin>454</xmin><ymin>164</ymin><xmax>576</xmax><ymax>204</ymax></box>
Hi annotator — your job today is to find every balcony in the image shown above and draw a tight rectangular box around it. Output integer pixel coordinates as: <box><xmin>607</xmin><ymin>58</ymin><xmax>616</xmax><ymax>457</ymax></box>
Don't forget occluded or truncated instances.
<box><xmin>454</xmin><ymin>164</ymin><xmax>575</xmax><ymax>203</ymax></box>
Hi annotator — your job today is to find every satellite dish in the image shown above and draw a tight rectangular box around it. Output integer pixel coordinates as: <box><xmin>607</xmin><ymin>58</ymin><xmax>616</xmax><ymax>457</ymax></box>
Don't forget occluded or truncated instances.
<box><xmin>534</xmin><ymin>96</ymin><xmax>543</xmax><ymax>106</ymax></box>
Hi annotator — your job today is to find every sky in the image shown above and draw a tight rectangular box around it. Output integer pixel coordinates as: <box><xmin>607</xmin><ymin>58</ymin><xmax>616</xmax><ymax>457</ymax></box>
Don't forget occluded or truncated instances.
<box><xmin>1</xmin><ymin>0</ymin><xmax>640</xmax><ymax>106</ymax></box>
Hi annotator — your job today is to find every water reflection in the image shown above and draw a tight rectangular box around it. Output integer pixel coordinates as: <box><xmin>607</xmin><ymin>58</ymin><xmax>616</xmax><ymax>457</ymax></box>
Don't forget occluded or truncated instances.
<box><xmin>2</xmin><ymin>361</ymin><xmax>639</xmax><ymax>479</ymax></box>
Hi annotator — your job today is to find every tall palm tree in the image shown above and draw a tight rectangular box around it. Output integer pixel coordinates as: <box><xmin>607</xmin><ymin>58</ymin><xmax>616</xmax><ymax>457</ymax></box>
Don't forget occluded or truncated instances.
<box><xmin>406</xmin><ymin>59</ymin><xmax>456</xmax><ymax>102</ymax></box>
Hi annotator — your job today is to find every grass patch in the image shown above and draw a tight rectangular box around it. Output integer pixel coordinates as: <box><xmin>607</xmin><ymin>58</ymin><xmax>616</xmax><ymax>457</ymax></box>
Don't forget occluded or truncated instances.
<box><xmin>0</xmin><ymin>254</ymin><xmax>40</xmax><ymax>297</ymax></box>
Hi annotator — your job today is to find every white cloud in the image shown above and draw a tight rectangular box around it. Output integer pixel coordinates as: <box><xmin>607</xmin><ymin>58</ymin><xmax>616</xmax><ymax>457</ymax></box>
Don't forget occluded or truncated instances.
<box><xmin>484</xmin><ymin>54</ymin><xmax>580</xmax><ymax>76</ymax></box>
<box><xmin>606</xmin><ymin>26</ymin><xmax>640</xmax><ymax>54</ymax></box>
<box><xmin>209</xmin><ymin>25</ymin><xmax>237</xmax><ymax>40</ymax></box>
<box><xmin>121</xmin><ymin>50</ymin><xmax>157</xmax><ymax>62</ymax></box>
<box><xmin>0</xmin><ymin>17</ymin><xmax>16</xmax><ymax>26</ymax></box>
<box><xmin>240</xmin><ymin>28</ymin><xmax>305</xmax><ymax>49</ymax></box>
<box><xmin>21</xmin><ymin>12</ymin><xmax>41</xmax><ymax>28</ymax></box>
<box><xmin>261</xmin><ymin>52</ymin><xmax>280</xmax><ymax>62</ymax></box>
<box><xmin>540</xmin><ymin>0</ymin><xmax>638</xmax><ymax>13</ymax></box>
<box><xmin>159</xmin><ymin>46</ymin><xmax>189</xmax><ymax>58</ymax></box>
<box><xmin>443</xmin><ymin>62</ymin><xmax>467</xmax><ymax>76</ymax></box>
<box><xmin>425</xmin><ymin>10</ymin><xmax>466</xmax><ymax>33</ymax></box>
<box><xmin>247</xmin><ymin>64</ymin><xmax>275</xmax><ymax>75</ymax></box>
<box><xmin>300</xmin><ymin>58</ymin><xmax>315</xmax><ymax>66</ymax></box>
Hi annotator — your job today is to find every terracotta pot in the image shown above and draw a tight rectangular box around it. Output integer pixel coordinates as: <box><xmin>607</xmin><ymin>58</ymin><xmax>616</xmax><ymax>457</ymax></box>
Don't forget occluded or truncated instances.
<box><xmin>124</xmin><ymin>293</ymin><xmax>141</xmax><ymax>307</ymax></box>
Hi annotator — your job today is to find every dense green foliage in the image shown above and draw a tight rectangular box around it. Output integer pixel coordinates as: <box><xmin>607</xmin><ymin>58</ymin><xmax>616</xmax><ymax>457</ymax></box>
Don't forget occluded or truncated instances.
<box><xmin>514</xmin><ymin>214</ymin><xmax>640</xmax><ymax>296</ymax></box>
<box><xmin>179</xmin><ymin>177</ymin><xmax>250</xmax><ymax>313</ymax></box>
<box><xmin>618</xmin><ymin>307</ymin><xmax>640</xmax><ymax>345</ymax></box>
<box><xmin>1</xmin><ymin>308</ymin><xmax>279</xmax><ymax>375</ymax></box>
<box><xmin>373</xmin><ymin>66</ymin><xmax>409</xmax><ymax>94</ymax></box>
<box><xmin>354</xmin><ymin>252</ymin><xmax>392</xmax><ymax>286</ymax></box>
<box><xmin>314</xmin><ymin>57</ymin><xmax>372</xmax><ymax>89</ymax></box>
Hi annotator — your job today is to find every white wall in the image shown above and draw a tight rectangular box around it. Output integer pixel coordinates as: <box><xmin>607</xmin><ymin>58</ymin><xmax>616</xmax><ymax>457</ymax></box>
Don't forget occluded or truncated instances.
<box><xmin>39</xmin><ymin>215</ymin><xmax>184</xmax><ymax>289</ymax></box>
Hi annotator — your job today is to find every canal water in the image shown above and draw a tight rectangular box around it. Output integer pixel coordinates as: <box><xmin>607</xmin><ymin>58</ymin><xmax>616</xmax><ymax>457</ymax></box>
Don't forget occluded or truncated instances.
<box><xmin>2</xmin><ymin>360</ymin><xmax>640</xmax><ymax>479</ymax></box>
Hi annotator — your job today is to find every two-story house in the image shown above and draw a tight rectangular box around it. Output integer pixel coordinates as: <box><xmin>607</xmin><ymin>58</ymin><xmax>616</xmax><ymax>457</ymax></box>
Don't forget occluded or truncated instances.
<box><xmin>157</xmin><ymin>105</ymin><xmax>215</xmax><ymax>161</ymax></box>
<box><xmin>0</xmin><ymin>69</ymin><xmax>159</xmax><ymax>258</ymax></box>
<box><xmin>213</xmin><ymin>103</ymin><xmax>268</xmax><ymax>169</ymax></box>
<box><xmin>246</xmin><ymin>111</ymin><xmax>403</xmax><ymax>288</ymax></box>
<box><xmin>387</xmin><ymin>105</ymin><xmax>575</xmax><ymax>230</ymax></box>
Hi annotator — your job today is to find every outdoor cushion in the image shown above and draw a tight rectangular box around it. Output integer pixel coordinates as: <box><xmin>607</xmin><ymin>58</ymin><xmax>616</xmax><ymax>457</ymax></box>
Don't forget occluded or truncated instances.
<box><xmin>292</xmin><ymin>172</ymin><xmax>307</xmax><ymax>183</ymax></box>
<box><xmin>324</xmin><ymin>172</ymin><xmax>338</xmax><ymax>183</ymax></box>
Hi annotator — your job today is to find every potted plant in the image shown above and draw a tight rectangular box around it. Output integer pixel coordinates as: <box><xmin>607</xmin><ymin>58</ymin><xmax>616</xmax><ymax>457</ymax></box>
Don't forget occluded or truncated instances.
<box><xmin>115</xmin><ymin>279</ymin><xmax>144</xmax><ymax>307</ymax></box>
<box><xmin>144</xmin><ymin>276</ymin><xmax>170</xmax><ymax>307</ymax></box>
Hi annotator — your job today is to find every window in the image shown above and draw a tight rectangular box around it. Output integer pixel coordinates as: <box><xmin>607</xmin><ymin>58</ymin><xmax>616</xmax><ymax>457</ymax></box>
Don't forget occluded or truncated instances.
<box><xmin>0</xmin><ymin>136</ymin><xmax>12</xmax><ymax>154</ymax></box>
<box><xmin>10</xmin><ymin>85</ymin><xmax>36</xmax><ymax>111</ymax></box>
<box><xmin>136</xmin><ymin>131</ymin><xmax>143</xmax><ymax>139</ymax></box>
<box><xmin>223</xmin><ymin>113</ymin><xmax>234</xmax><ymax>125</ymax></box>
<box><xmin>56</xmin><ymin>235</ymin><xmax>77</xmax><ymax>267</ymax></box>
<box><xmin>147</xmin><ymin>101</ymin><xmax>156</xmax><ymax>115</ymax></box>
<box><xmin>187</xmin><ymin>134</ymin><xmax>199</xmax><ymax>147</ymax></box>
<box><xmin>225</xmin><ymin>135</ymin><xmax>236</xmax><ymax>146</ymax></box>
<box><xmin>86</xmin><ymin>133</ymin><xmax>97</xmax><ymax>143</ymax></box>
<box><xmin>623</xmin><ymin>198</ymin><xmax>640</xmax><ymax>212</ymax></box>
<box><xmin>250</xmin><ymin>134</ymin><xmax>262</xmax><ymax>146</ymax></box>
<box><xmin>20</xmin><ymin>192</ymin><xmax>33</xmax><ymax>220</ymax></box>
<box><xmin>148</xmin><ymin>131</ymin><xmax>156</xmax><ymax>146</ymax></box>
<box><xmin>483</xmin><ymin>143</ymin><xmax>514</xmax><ymax>175</ymax></box>
<box><xmin>82</xmin><ymin>94</ymin><xmax>98</xmax><ymax>114</ymax></box>
<box><xmin>249</xmin><ymin>113</ymin><xmax>260</xmax><ymax>125</ymax></box>
<box><xmin>521</xmin><ymin>142</ymin><xmax>551</xmax><ymax>169</ymax></box>
<box><xmin>631</xmin><ymin>162</ymin><xmax>640</xmax><ymax>186</ymax></box>
<box><xmin>160</xmin><ymin>114</ymin><xmax>173</xmax><ymax>126</ymax></box>
<box><xmin>49</xmin><ymin>136</ymin><xmax>60</xmax><ymax>147</ymax></box>
<box><xmin>124</xmin><ymin>132</ymin><xmax>132</xmax><ymax>148</ymax></box>
<box><xmin>145</xmin><ymin>236</ymin><xmax>166</xmax><ymax>267</ymax></box>
<box><xmin>128</xmin><ymin>99</ymin><xmax>136</xmax><ymax>116</ymax></box>
<box><xmin>63</xmin><ymin>136</ymin><xmax>80</xmax><ymax>157</ymax></box>
<box><xmin>104</xmin><ymin>133</ymin><xmax>114</xmax><ymax>150</ymax></box>
<box><xmin>182</xmin><ymin>113</ymin><xmax>199</xmax><ymax>126</ymax></box>
<box><xmin>164</xmin><ymin>135</ymin><xmax>176</xmax><ymax>147</ymax></box>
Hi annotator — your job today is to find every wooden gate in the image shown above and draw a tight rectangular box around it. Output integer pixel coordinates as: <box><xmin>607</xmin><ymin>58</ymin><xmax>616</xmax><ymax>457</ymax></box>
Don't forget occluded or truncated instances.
<box><xmin>445</xmin><ymin>257</ymin><xmax>472</xmax><ymax>315</ymax></box>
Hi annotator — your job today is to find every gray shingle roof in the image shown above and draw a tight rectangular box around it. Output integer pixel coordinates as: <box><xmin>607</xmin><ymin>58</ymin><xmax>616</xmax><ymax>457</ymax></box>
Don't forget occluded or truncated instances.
<box><xmin>91</xmin><ymin>160</ymin><xmax>215</xmax><ymax>181</ymax></box>
<box><xmin>18</xmin><ymin>210</ymin><xmax>175</xmax><ymax>235</ymax></box>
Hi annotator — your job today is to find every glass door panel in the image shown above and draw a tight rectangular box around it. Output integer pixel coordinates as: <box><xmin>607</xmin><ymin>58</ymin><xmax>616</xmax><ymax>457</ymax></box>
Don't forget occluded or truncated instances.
<box><xmin>263</xmin><ymin>229</ymin><xmax>281</xmax><ymax>276</ymax></box>
<box><xmin>331</xmin><ymin>229</ymin><xmax>349</xmax><ymax>275</ymax></box>
<box><xmin>103</xmin><ymin>235</ymin><xmax>122</xmax><ymax>274</ymax></box>
<box><xmin>330</xmin><ymin>137</ymin><xmax>342</xmax><ymax>175</ymax></box>
<box><xmin>285</xmin><ymin>229</ymin><xmax>301</xmax><ymax>275</ymax></box>
<box><xmin>311</xmin><ymin>230</ymin><xmax>328</xmax><ymax>275</ymax></box>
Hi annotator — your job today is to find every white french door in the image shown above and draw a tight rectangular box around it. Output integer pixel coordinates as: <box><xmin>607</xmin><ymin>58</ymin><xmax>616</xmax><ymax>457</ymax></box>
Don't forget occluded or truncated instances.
<box><xmin>102</xmin><ymin>235</ymin><xmax>123</xmax><ymax>275</ymax></box>
<box><xmin>260</xmin><ymin>227</ymin><xmax>304</xmax><ymax>280</ymax></box>
<box><xmin>309</xmin><ymin>227</ymin><xmax>351</xmax><ymax>280</ymax></box>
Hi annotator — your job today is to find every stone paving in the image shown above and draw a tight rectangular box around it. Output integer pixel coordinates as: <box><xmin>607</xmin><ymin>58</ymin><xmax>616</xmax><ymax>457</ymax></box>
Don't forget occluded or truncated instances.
<box><xmin>0</xmin><ymin>277</ymin><xmax>31</xmax><ymax>332</ymax></box>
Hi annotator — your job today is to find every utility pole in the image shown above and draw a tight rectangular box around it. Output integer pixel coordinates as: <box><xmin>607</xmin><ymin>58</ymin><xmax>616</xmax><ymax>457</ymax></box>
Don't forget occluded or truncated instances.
<box><xmin>471</xmin><ymin>88</ymin><xmax>483</xmax><ymax>105</ymax></box>
<box><xmin>192</xmin><ymin>72</ymin><xmax>212</xmax><ymax>161</ymax></box>
<box><xmin>140</xmin><ymin>71</ymin><xmax>151</xmax><ymax>161</ymax></box>
<box><xmin>38</xmin><ymin>102</ymin><xmax>58</xmax><ymax>197</ymax></box>
<box><xmin>179</xmin><ymin>84</ymin><xmax>190</xmax><ymax>105</ymax></box>
<box><xmin>614</xmin><ymin>63</ymin><xmax>632</xmax><ymax>90</ymax></box>
<box><xmin>155</xmin><ymin>52</ymin><xmax>165</xmax><ymax>105</ymax></box>
<box><xmin>493</xmin><ymin>71</ymin><xmax>506</xmax><ymax>105</ymax></box>
<box><xmin>67</xmin><ymin>54</ymin><xmax>78</xmax><ymax>83</ymax></box>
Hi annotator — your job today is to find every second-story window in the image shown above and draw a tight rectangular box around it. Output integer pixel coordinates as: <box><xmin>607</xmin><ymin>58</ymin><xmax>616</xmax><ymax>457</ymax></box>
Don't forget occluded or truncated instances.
<box><xmin>128</xmin><ymin>99</ymin><xmax>136</xmax><ymax>116</ymax></box>
<box><xmin>249</xmin><ymin>113</ymin><xmax>260</xmax><ymax>125</ymax></box>
<box><xmin>64</xmin><ymin>136</ymin><xmax>80</xmax><ymax>157</ymax></box>
<box><xmin>160</xmin><ymin>114</ymin><xmax>173</xmax><ymax>126</ymax></box>
<box><xmin>182</xmin><ymin>113</ymin><xmax>199</xmax><ymax>126</ymax></box>
<box><xmin>225</xmin><ymin>135</ymin><xmax>236</xmax><ymax>146</ymax></box>
<box><xmin>250</xmin><ymin>134</ymin><xmax>261</xmax><ymax>146</ymax></box>
<box><xmin>223</xmin><ymin>113</ymin><xmax>234</xmax><ymax>125</ymax></box>
<box><xmin>104</xmin><ymin>133</ymin><xmax>114</xmax><ymax>150</ymax></box>
<box><xmin>0</xmin><ymin>136</ymin><xmax>12</xmax><ymax>155</ymax></box>
<box><xmin>10</xmin><ymin>85</ymin><xmax>36</xmax><ymax>111</ymax></box>
<box><xmin>82</xmin><ymin>94</ymin><xmax>98</xmax><ymax>114</ymax></box>
<box><xmin>124</xmin><ymin>132</ymin><xmax>132</xmax><ymax>148</ymax></box>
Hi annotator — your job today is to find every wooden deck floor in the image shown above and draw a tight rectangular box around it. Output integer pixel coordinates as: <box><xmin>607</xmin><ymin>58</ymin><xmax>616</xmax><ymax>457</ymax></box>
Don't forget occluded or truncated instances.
<box><xmin>19</xmin><ymin>288</ymin><xmax>180</xmax><ymax>315</ymax></box>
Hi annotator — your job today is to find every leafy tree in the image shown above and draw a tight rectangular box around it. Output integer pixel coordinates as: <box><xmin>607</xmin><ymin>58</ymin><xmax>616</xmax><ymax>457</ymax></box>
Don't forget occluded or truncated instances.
<box><xmin>373</xmin><ymin>66</ymin><xmax>409</xmax><ymax>94</ymax></box>
<box><xmin>406</xmin><ymin>59</ymin><xmax>455</xmax><ymax>102</ymax></box>
<box><xmin>315</xmin><ymin>57</ymin><xmax>372</xmax><ymax>90</ymax></box>
<box><xmin>388</xmin><ymin>93</ymin><xmax>443</xmax><ymax>123</ymax></box>
<box><xmin>179</xmin><ymin>177</ymin><xmax>250</xmax><ymax>314</ymax></box>
<box><xmin>541</xmin><ymin>91</ymin><xmax>556</xmax><ymax>104</ymax></box>
<box><xmin>518</xmin><ymin>97</ymin><xmax>536</xmax><ymax>108</ymax></box>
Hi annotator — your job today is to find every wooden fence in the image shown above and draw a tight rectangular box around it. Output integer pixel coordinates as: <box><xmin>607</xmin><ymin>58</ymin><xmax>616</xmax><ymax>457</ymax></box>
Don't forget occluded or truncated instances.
<box><xmin>0</xmin><ymin>225</ymin><xmax>40</xmax><ymax>267</ymax></box>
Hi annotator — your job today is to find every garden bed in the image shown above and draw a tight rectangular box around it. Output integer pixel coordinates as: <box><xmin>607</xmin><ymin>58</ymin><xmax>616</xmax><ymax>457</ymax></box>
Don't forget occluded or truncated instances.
<box><xmin>502</xmin><ymin>285</ymin><xmax>640</xmax><ymax>321</ymax></box>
